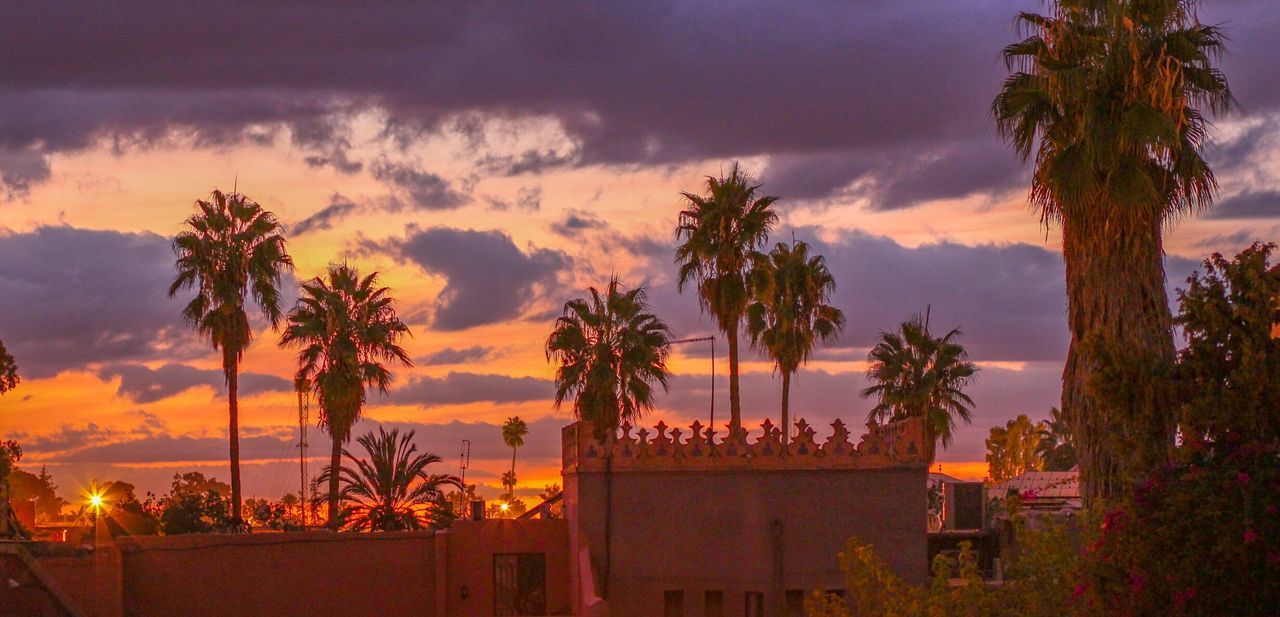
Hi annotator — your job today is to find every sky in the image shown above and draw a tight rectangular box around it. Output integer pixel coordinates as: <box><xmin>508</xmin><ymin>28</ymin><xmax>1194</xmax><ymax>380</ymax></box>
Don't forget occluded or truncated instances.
<box><xmin>1</xmin><ymin>1</ymin><xmax>1279</xmax><ymax>506</ymax></box>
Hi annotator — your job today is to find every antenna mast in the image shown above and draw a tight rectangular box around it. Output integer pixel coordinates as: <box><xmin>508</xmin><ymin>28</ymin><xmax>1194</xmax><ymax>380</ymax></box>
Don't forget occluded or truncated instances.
<box><xmin>295</xmin><ymin>378</ymin><xmax>310</xmax><ymax>526</ymax></box>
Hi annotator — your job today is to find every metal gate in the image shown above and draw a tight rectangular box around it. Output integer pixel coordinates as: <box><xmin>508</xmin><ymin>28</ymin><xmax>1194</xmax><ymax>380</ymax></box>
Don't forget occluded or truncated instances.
<box><xmin>494</xmin><ymin>553</ymin><xmax>546</xmax><ymax>616</ymax></box>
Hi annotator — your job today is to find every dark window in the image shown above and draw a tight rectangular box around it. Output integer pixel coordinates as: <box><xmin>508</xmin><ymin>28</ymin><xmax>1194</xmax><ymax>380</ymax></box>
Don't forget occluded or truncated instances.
<box><xmin>785</xmin><ymin>590</ymin><xmax>805</xmax><ymax>617</ymax></box>
<box><xmin>705</xmin><ymin>590</ymin><xmax>724</xmax><ymax>617</ymax></box>
<box><xmin>494</xmin><ymin>553</ymin><xmax>546</xmax><ymax>616</ymax></box>
<box><xmin>744</xmin><ymin>592</ymin><xmax>764</xmax><ymax>617</ymax></box>
<box><xmin>665</xmin><ymin>590</ymin><xmax>684</xmax><ymax>617</ymax></box>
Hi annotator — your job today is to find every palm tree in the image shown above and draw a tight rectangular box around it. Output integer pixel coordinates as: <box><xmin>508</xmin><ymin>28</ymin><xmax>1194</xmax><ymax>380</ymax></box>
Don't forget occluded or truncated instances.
<box><xmin>1036</xmin><ymin>407</ymin><xmax>1078</xmax><ymax>472</ymax></box>
<box><xmin>861</xmin><ymin>314</ymin><xmax>979</xmax><ymax>464</ymax></box>
<box><xmin>0</xmin><ymin>339</ymin><xmax>18</xmax><ymax>395</ymax></box>
<box><xmin>280</xmin><ymin>264</ymin><xmax>411</xmax><ymax>529</ymax></box>
<box><xmin>993</xmin><ymin>0</ymin><xmax>1231</xmax><ymax>501</ymax></box>
<box><xmin>169</xmin><ymin>189</ymin><xmax>293</xmax><ymax>520</ymax></box>
<box><xmin>675</xmin><ymin>162</ymin><xmax>778</xmax><ymax>430</ymax></box>
<box><xmin>320</xmin><ymin>426</ymin><xmax>460</xmax><ymax>532</ymax></box>
<box><xmin>501</xmin><ymin>416</ymin><xmax>528</xmax><ymax>501</ymax></box>
<box><xmin>546</xmin><ymin>277</ymin><xmax>671</xmax><ymax>598</ymax></box>
<box><xmin>746</xmin><ymin>241</ymin><xmax>845</xmax><ymax>452</ymax></box>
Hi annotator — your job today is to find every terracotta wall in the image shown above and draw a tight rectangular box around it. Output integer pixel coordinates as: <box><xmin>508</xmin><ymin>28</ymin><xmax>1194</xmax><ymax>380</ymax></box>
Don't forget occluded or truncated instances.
<box><xmin>566</xmin><ymin>466</ymin><xmax>928</xmax><ymax>617</ymax></box>
<box><xmin>116</xmin><ymin>531</ymin><xmax>438</xmax><ymax>617</ymax></box>
<box><xmin>30</xmin><ymin>521</ymin><xmax>571</xmax><ymax>617</ymax></box>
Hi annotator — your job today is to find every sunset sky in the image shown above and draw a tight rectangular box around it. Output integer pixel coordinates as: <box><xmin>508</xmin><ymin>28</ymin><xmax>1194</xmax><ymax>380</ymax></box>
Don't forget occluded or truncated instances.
<box><xmin>2</xmin><ymin>2</ymin><xmax>1278</xmax><ymax>506</ymax></box>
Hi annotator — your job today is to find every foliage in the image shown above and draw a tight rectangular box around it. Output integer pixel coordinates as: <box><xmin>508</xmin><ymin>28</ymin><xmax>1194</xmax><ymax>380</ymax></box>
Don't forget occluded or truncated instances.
<box><xmin>0</xmin><ymin>338</ymin><xmax>18</xmax><ymax>395</ymax></box>
<box><xmin>985</xmin><ymin>414</ymin><xmax>1046</xmax><ymax>484</ymax></box>
<box><xmin>546</xmin><ymin>277</ymin><xmax>672</xmax><ymax>435</ymax></box>
<box><xmin>280</xmin><ymin>263</ymin><xmax>411</xmax><ymax>527</ymax></box>
<box><xmin>993</xmin><ymin>0</ymin><xmax>1232</xmax><ymax>502</ymax></box>
<box><xmin>1071</xmin><ymin>244</ymin><xmax>1280</xmax><ymax>615</ymax></box>
<box><xmin>806</xmin><ymin>517</ymin><xmax>1080</xmax><ymax>617</ymax></box>
<box><xmin>244</xmin><ymin>498</ymin><xmax>299</xmax><ymax>531</ymax></box>
<box><xmin>746</xmin><ymin>240</ymin><xmax>844</xmax><ymax>448</ymax></box>
<box><xmin>0</xmin><ymin>440</ymin><xmax>20</xmax><ymax>483</ymax></box>
<box><xmin>321</xmin><ymin>427</ymin><xmax>460</xmax><ymax>532</ymax></box>
<box><xmin>1076</xmin><ymin>443</ymin><xmax>1280</xmax><ymax>615</ymax></box>
<box><xmin>674</xmin><ymin>162</ymin><xmax>778</xmax><ymax>428</ymax></box>
<box><xmin>862</xmin><ymin>313</ymin><xmax>979</xmax><ymax>462</ymax></box>
<box><xmin>150</xmin><ymin>473</ymin><xmax>234</xmax><ymax>535</ymax></box>
<box><xmin>1175</xmin><ymin>242</ymin><xmax>1280</xmax><ymax>444</ymax></box>
<box><xmin>169</xmin><ymin>188</ymin><xmax>294</xmax><ymax>517</ymax></box>
<box><xmin>8</xmin><ymin>466</ymin><xmax>69</xmax><ymax>519</ymax></box>
<box><xmin>1036</xmin><ymin>407</ymin><xmax>1077</xmax><ymax>472</ymax></box>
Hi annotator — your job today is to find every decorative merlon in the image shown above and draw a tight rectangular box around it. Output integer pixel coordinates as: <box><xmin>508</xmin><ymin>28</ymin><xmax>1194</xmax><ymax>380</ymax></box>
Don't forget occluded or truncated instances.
<box><xmin>562</xmin><ymin>416</ymin><xmax>927</xmax><ymax>472</ymax></box>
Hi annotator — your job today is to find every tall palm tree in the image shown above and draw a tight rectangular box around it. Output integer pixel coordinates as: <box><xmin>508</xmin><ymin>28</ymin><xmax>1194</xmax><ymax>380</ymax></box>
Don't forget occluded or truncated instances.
<box><xmin>501</xmin><ymin>416</ymin><xmax>528</xmax><ymax>501</ymax></box>
<box><xmin>280</xmin><ymin>264</ymin><xmax>411</xmax><ymax>528</ymax></box>
<box><xmin>861</xmin><ymin>314</ymin><xmax>979</xmax><ymax>464</ymax></box>
<box><xmin>169</xmin><ymin>189</ymin><xmax>293</xmax><ymax>520</ymax></box>
<box><xmin>746</xmin><ymin>241</ymin><xmax>845</xmax><ymax>452</ymax></box>
<box><xmin>546</xmin><ymin>277</ymin><xmax>671</xmax><ymax>598</ymax></box>
<box><xmin>320</xmin><ymin>426</ymin><xmax>460</xmax><ymax>532</ymax></box>
<box><xmin>675</xmin><ymin>162</ymin><xmax>778</xmax><ymax>430</ymax></box>
<box><xmin>993</xmin><ymin>0</ymin><xmax>1231</xmax><ymax>501</ymax></box>
<box><xmin>0</xmin><ymin>339</ymin><xmax>17</xmax><ymax>395</ymax></box>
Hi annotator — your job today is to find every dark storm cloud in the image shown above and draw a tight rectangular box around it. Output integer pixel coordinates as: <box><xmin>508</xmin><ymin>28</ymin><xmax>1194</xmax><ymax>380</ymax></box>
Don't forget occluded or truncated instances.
<box><xmin>381</xmin><ymin>226</ymin><xmax>571</xmax><ymax>330</ymax></box>
<box><xmin>1206</xmin><ymin>190</ymin><xmax>1280</xmax><ymax>220</ymax></box>
<box><xmin>0</xmin><ymin>226</ymin><xmax>188</xmax><ymax>377</ymax></box>
<box><xmin>381</xmin><ymin>372</ymin><xmax>552</xmax><ymax>407</ymax></box>
<box><xmin>292</xmin><ymin>193</ymin><xmax>360</xmax><ymax>235</ymax></box>
<box><xmin>0</xmin><ymin>145</ymin><xmax>51</xmax><ymax>197</ymax></box>
<box><xmin>96</xmin><ymin>363</ymin><xmax>290</xmax><ymax>404</ymax></box>
<box><xmin>417</xmin><ymin>345</ymin><xmax>500</xmax><ymax>366</ymax></box>
<box><xmin>54</xmin><ymin>432</ymin><xmax>297</xmax><ymax>465</ymax></box>
<box><xmin>8</xmin><ymin>1</ymin><xmax>1268</xmax><ymax>202</ymax></box>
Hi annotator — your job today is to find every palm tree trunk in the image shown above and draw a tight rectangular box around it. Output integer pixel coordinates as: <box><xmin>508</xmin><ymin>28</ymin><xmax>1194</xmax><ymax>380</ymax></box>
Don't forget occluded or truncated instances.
<box><xmin>1062</xmin><ymin>210</ymin><xmax>1177</xmax><ymax>504</ymax></box>
<box><xmin>602</xmin><ymin>453</ymin><xmax>612</xmax><ymax>600</ymax></box>
<box><xmin>780</xmin><ymin>371</ymin><xmax>791</xmax><ymax>455</ymax></box>
<box><xmin>727</xmin><ymin>318</ymin><xmax>742</xmax><ymax>430</ymax></box>
<box><xmin>225</xmin><ymin>349</ymin><xmax>242</xmax><ymax>524</ymax></box>
<box><xmin>327</xmin><ymin>435</ymin><xmax>342</xmax><ymax>529</ymax></box>
<box><xmin>510</xmin><ymin>446</ymin><xmax>518</xmax><ymax>500</ymax></box>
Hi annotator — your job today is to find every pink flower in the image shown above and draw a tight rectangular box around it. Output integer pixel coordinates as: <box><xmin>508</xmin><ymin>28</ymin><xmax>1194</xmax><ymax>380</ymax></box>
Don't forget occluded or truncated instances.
<box><xmin>1102</xmin><ymin>509</ymin><xmax>1124</xmax><ymax>531</ymax></box>
<box><xmin>1020</xmin><ymin>489</ymin><xmax>1038</xmax><ymax>500</ymax></box>
<box><xmin>1244</xmin><ymin>528</ymin><xmax>1259</xmax><ymax>544</ymax></box>
<box><xmin>1174</xmin><ymin>587</ymin><xmax>1196</xmax><ymax>608</ymax></box>
<box><xmin>1072</xmin><ymin>583</ymin><xmax>1089</xmax><ymax>599</ymax></box>
<box><xmin>1238</xmin><ymin>471</ymin><xmax>1251</xmax><ymax>486</ymax></box>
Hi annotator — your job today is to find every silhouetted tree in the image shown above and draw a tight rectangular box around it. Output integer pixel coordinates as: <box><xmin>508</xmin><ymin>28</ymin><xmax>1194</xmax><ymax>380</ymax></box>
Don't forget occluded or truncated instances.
<box><xmin>501</xmin><ymin>416</ymin><xmax>528</xmax><ymax>500</ymax></box>
<box><xmin>546</xmin><ymin>278</ymin><xmax>671</xmax><ymax>598</ymax></box>
<box><xmin>280</xmin><ymin>264</ymin><xmax>411</xmax><ymax>528</ymax></box>
<box><xmin>993</xmin><ymin>0</ymin><xmax>1232</xmax><ymax>501</ymax></box>
<box><xmin>747</xmin><ymin>240</ymin><xmax>844</xmax><ymax>452</ymax></box>
<box><xmin>169</xmin><ymin>189</ymin><xmax>293</xmax><ymax>518</ymax></box>
<box><xmin>675</xmin><ymin>163</ymin><xmax>778</xmax><ymax>430</ymax></box>
<box><xmin>863</xmin><ymin>314</ymin><xmax>978</xmax><ymax>464</ymax></box>
<box><xmin>321</xmin><ymin>427</ymin><xmax>460</xmax><ymax>532</ymax></box>
<box><xmin>0</xmin><ymin>339</ymin><xmax>17</xmax><ymax>395</ymax></box>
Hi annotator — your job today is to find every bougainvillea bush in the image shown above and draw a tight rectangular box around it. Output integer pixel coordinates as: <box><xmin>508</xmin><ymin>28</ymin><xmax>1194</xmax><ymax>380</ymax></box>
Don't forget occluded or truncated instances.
<box><xmin>1076</xmin><ymin>440</ymin><xmax>1280</xmax><ymax>616</ymax></box>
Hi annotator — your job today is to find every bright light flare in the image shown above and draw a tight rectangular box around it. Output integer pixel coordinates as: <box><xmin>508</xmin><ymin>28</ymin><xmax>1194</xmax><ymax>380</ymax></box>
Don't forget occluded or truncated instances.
<box><xmin>500</xmin><ymin>502</ymin><xmax>510</xmax><ymax>512</ymax></box>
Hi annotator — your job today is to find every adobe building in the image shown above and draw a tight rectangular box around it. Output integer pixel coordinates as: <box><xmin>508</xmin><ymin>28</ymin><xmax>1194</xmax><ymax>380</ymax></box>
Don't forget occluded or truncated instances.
<box><xmin>3</xmin><ymin>416</ymin><xmax>928</xmax><ymax>617</ymax></box>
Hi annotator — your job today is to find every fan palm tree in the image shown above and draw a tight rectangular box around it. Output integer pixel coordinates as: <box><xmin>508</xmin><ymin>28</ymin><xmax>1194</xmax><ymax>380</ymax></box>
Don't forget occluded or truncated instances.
<box><xmin>1036</xmin><ymin>407</ymin><xmax>1078</xmax><ymax>472</ymax></box>
<box><xmin>746</xmin><ymin>241</ymin><xmax>845</xmax><ymax>452</ymax></box>
<box><xmin>501</xmin><ymin>416</ymin><xmax>528</xmax><ymax>501</ymax></box>
<box><xmin>0</xmin><ymin>339</ymin><xmax>17</xmax><ymax>395</ymax></box>
<box><xmin>546</xmin><ymin>277</ymin><xmax>671</xmax><ymax>598</ymax></box>
<box><xmin>993</xmin><ymin>0</ymin><xmax>1231</xmax><ymax>500</ymax></box>
<box><xmin>861</xmin><ymin>314</ymin><xmax>979</xmax><ymax>464</ymax></box>
<box><xmin>675</xmin><ymin>162</ymin><xmax>778</xmax><ymax>430</ymax></box>
<box><xmin>320</xmin><ymin>426</ymin><xmax>460</xmax><ymax>532</ymax></box>
<box><xmin>169</xmin><ymin>189</ymin><xmax>293</xmax><ymax>519</ymax></box>
<box><xmin>280</xmin><ymin>264</ymin><xmax>411</xmax><ymax>529</ymax></box>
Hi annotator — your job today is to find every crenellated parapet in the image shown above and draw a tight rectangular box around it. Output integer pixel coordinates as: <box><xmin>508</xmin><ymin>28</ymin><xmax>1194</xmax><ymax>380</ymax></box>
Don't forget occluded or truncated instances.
<box><xmin>562</xmin><ymin>416</ymin><xmax>927</xmax><ymax>473</ymax></box>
